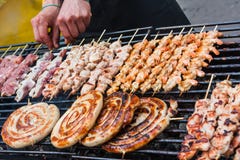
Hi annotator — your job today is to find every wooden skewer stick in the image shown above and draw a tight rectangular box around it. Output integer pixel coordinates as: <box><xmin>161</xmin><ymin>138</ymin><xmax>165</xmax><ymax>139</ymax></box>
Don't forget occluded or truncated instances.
<box><xmin>97</xmin><ymin>29</ymin><xmax>106</xmax><ymax>43</ymax></box>
<box><xmin>226</xmin><ymin>75</ymin><xmax>230</xmax><ymax>80</ymax></box>
<box><xmin>179</xmin><ymin>27</ymin><xmax>185</xmax><ymax>35</ymax></box>
<box><xmin>1</xmin><ymin>45</ymin><xmax>12</xmax><ymax>58</ymax></box>
<box><xmin>213</xmin><ymin>25</ymin><xmax>218</xmax><ymax>31</ymax></box>
<box><xmin>188</xmin><ymin>27</ymin><xmax>193</xmax><ymax>34</ymax></box>
<box><xmin>66</xmin><ymin>43</ymin><xmax>71</xmax><ymax>50</ymax></box>
<box><xmin>13</xmin><ymin>47</ymin><xmax>21</xmax><ymax>55</ymax></box>
<box><xmin>90</xmin><ymin>38</ymin><xmax>95</xmax><ymax>45</ymax></box>
<box><xmin>19</xmin><ymin>44</ymin><xmax>28</xmax><ymax>56</ymax></box>
<box><xmin>79</xmin><ymin>38</ymin><xmax>85</xmax><ymax>46</ymax></box>
<box><xmin>127</xmin><ymin>28</ymin><xmax>139</xmax><ymax>45</ymax></box>
<box><xmin>118</xmin><ymin>34</ymin><xmax>123</xmax><ymax>42</ymax></box>
<box><xmin>200</xmin><ymin>25</ymin><xmax>206</xmax><ymax>33</ymax></box>
<box><xmin>153</xmin><ymin>31</ymin><xmax>159</xmax><ymax>40</ymax></box>
<box><xmin>204</xmin><ymin>74</ymin><xmax>215</xmax><ymax>99</ymax></box>
<box><xmin>107</xmin><ymin>37</ymin><xmax>111</xmax><ymax>43</ymax></box>
<box><xmin>33</xmin><ymin>44</ymin><xmax>42</xmax><ymax>55</ymax></box>
<box><xmin>170</xmin><ymin>117</ymin><xmax>185</xmax><ymax>121</ymax></box>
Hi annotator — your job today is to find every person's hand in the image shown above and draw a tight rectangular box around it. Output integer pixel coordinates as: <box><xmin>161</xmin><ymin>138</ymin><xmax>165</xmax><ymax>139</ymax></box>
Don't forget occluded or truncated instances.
<box><xmin>31</xmin><ymin>5</ymin><xmax>60</xmax><ymax>49</ymax></box>
<box><xmin>57</xmin><ymin>0</ymin><xmax>92</xmax><ymax>44</ymax></box>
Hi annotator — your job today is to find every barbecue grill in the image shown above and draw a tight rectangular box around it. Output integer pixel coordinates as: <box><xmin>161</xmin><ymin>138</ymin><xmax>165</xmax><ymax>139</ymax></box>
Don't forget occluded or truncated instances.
<box><xmin>0</xmin><ymin>21</ymin><xmax>240</xmax><ymax>160</ymax></box>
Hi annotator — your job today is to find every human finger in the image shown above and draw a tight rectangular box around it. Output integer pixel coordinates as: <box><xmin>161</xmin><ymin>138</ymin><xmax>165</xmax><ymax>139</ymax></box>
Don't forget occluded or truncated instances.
<box><xmin>38</xmin><ymin>22</ymin><xmax>53</xmax><ymax>49</ymax></box>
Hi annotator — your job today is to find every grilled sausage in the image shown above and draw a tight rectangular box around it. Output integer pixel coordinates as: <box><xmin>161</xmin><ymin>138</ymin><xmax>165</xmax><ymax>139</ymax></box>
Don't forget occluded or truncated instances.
<box><xmin>51</xmin><ymin>90</ymin><xmax>103</xmax><ymax>148</ymax></box>
<box><xmin>81</xmin><ymin>92</ymin><xmax>140</xmax><ymax>147</ymax></box>
<box><xmin>1</xmin><ymin>102</ymin><xmax>60</xmax><ymax>148</ymax></box>
<box><xmin>102</xmin><ymin>97</ymin><xmax>170</xmax><ymax>153</ymax></box>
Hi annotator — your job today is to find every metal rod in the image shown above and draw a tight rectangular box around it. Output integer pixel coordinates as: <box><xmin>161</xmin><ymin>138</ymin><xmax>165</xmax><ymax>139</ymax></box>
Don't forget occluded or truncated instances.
<box><xmin>156</xmin><ymin>20</ymin><xmax>240</xmax><ymax>30</ymax></box>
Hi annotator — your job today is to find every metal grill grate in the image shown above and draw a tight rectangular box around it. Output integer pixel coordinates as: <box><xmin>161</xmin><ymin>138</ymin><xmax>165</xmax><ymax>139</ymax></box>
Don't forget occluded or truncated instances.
<box><xmin>0</xmin><ymin>21</ymin><xmax>240</xmax><ymax>160</ymax></box>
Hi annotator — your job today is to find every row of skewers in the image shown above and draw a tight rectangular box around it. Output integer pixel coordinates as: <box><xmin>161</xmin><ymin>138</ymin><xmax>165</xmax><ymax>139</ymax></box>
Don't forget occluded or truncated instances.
<box><xmin>0</xmin><ymin>27</ymin><xmax>223</xmax><ymax>102</ymax></box>
<box><xmin>107</xmin><ymin>28</ymin><xmax>223</xmax><ymax>95</ymax></box>
<box><xmin>178</xmin><ymin>78</ymin><xmax>240</xmax><ymax>160</ymax></box>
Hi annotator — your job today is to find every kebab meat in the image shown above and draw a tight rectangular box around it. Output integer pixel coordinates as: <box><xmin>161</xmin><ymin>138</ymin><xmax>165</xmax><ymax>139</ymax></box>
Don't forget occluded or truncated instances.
<box><xmin>1</xmin><ymin>54</ymin><xmax>38</xmax><ymax>96</ymax></box>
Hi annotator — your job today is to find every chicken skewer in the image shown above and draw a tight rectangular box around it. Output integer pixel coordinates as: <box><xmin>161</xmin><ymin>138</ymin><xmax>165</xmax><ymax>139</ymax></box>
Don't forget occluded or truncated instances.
<box><xmin>107</xmin><ymin>29</ymin><xmax>148</xmax><ymax>95</ymax></box>
<box><xmin>130</xmin><ymin>33</ymin><xmax>160</xmax><ymax>93</ymax></box>
<box><xmin>151</xmin><ymin>28</ymin><xmax>186</xmax><ymax>94</ymax></box>
<box><xmin>207</xmin><ymin>83</ymin><xmax>240</xmax><ymax>159</ymax></box>
<box><xmin>139</xmin><ymin>31</ymin><xmax>174</xmax><ymax>94</ymax></box>
<box><xmin>69</xmin><ymin>41</ymin><xmax>109</xmax><ymax>96</ymax></box>
<box><xmin>120</xmin><ymin>32</ymin><xmax>157</xmax><ymax>92</ymax></box>
<box><xmin>178</xmin><ymin>26</ymin><xmax>223</xmax><ymax>93</ymax></box>
<box><xmin>178</xmin><ymin>79</ymin><xmax>234</xmax><ymax>160</ymax></box>
<box><xmin>80</xmin><ymin>41</ymin><xmax>111</xmax><ymax>95</ymax></box>
<box><xmin>95</xmin><ymin>41</ymin><xmax>132</xmax><ymax>94</ymax></box>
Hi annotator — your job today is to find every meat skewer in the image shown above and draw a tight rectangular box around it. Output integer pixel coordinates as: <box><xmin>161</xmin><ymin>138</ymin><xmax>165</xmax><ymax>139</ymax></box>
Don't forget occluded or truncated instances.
<box><xmin>151</xmin><ymin>28</ymin><xmax>186</xmax><ymax>94</ymax></box>
<box><xmin>70</xmin><ymin>41</ymin><xmax>109</xmax><ymax>96</ymax></box>
<box><xmin>207</xmin><ymin>84</ymin><xmax>240</xmax><ymax>159</ymax></box>
<box><xmin>1</xmin><ymin>53</ymin><xmax>38</xmax><ymax>96</ymax></box>
<box><xmin>178</xmin><ymin>27</ymin><xmax>223</xmax><ymax>93</ymax></box>
<box><xmin>0</xmin><ymin>51</ymin><xmax>23</xmax><ymax>92</ymax></box>
<box><xmin>0</xmin><ymin>45</ymin><xmax>12</xmax><ymax>65</ymax></box>
<box><xmin>120</xmin><ymin>32</ymin><xmax>152</xmax><ymax>92</ymax></box>
<box><xmin>80</xmin><ymin>41</ymin><xmax>111</xmax><ymax>95</ymax></box>
<box><xmin>15</xmin><ymin>52</ymin><xmax>54</xmax><ymax>102</ymax></box>
<box><xmin>130</xmin><ymin>33</ymin><xmax>160</xmax><ymax>93</ymax></box>
<box><xmin>96</xmin><ymin>42</ymin><xmax>132</xmax><ymax>93</ymax></box>
<box><xmin>139</xmin><ymin>31</ymin><xmax>173</xmax><ymax>94</ymax></box>
<box><xmin>29</xmin><ymin>49</ymin><xmax>66</xmax><ymax>98</ymax></box>
<box><xmin>179</xmin><ymin>78</ymin><xmax>237</xmax><ymax>160</ymax></box>
<box><xmin>107</xmin><ymin>29</ymin><xmax>148</xmax><ymax>95</ymax></box>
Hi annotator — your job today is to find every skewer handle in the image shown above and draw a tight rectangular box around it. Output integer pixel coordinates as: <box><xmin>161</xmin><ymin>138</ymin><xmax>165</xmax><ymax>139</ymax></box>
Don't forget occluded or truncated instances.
<box><xmin>170</xmin><ymin>117</ymin><xmax>185</xmax><ymax>121</ymax></box>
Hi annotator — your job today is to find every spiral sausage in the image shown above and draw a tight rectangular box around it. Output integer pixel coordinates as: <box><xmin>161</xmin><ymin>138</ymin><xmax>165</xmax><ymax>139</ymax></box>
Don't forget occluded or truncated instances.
<box><xmin>51</xmin><ymin>90</ymin><xmax>103</xmax><ymax>148</ymax></box>
<box><xmin>102</xmin><ymin>97</ymin><xmax>170</xmax><ymax>153</ymax></box>
<box><xmin>1</xmin><ymin>102</ymin><xmax>60</xmax><ymax>148</ymax></box>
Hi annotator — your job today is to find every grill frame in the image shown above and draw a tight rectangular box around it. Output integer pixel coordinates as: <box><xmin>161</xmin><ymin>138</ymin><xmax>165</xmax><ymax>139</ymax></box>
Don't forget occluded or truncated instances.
<box><xmin>0</xmin><ymin>21</ymin><xmax>240</xmax><ymax>160</ymax></box>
